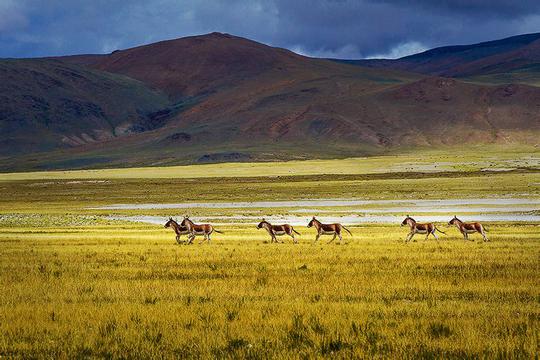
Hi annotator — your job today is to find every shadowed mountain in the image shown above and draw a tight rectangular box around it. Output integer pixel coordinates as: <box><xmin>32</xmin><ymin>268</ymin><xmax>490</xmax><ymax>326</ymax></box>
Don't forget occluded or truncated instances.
<box><xmin>0</xmin><ymin>59</ymin><xmax>169</xmax><ymax>156</ymax></box>
<box><xmin>1</xmin><ymin>33</ymin><xmax>539</xmax><ymax>171</ymax></box>
<box><xmin>340</xmin><ymin>33</ymin><xmax>540</xmax><ymax>87</ymax></box>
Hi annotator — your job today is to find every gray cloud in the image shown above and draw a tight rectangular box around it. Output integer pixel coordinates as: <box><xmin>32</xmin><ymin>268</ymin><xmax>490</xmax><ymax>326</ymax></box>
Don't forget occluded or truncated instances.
<box><xmin>0</xmin><ymin>0</ymin><xmax>539</xmax><ymax>59</ymax></box>
<box><xmin>0</xmin><ymin>0</ymin><xmax>28</xmax><ymax>32</ymax></box>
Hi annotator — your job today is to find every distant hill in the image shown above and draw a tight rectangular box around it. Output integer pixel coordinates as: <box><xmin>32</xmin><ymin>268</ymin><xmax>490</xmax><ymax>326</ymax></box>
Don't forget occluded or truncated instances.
<box><xmin>1</xmin><ymin>33</ymin><xmax>539</xmax><ymax>171</ymax></box>
<box><xmin>340</xmin><ymin>33</ymin><xmax>540</xmax><ymax>86</ymax></box>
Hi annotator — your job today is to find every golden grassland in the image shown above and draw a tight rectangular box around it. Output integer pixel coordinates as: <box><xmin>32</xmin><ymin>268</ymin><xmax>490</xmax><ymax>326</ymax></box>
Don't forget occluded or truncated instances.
<box><xmin>1</xmin><ymin>224</ymin><xmax>539</xmax><ymax>358</ymax></box>
<box><xmin>0</xmin><ymin>149</ymin><xmax>539</xmax><ymax>358</ymax></box>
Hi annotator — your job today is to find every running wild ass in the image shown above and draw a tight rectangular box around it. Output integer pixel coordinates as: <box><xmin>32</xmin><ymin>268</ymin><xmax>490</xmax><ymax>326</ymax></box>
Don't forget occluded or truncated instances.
<box><xmin>307</xmin><ymin>217</ymin><xmax>352</xmax><ymax>244</ymax></box>
<box><xmin>164</xmin><ymin>218</ymin><xmax>189</xmax><ymax>244</ymax></box>
<box><xmin>448</xmin><ymin>216</ymin><xmax>489</xmax><ymax>241</ymax></box>
<box><xmin>257</xmin><ymin>219</ymin><xmax>300</xmax><ymax>244</ymax></box>
<box><xmin>180</xmin><ymin>216</ymin><xmax>223</xmax><ymax>244</ymax></box>
<box><xmin>401</xmin><ymin>215</ymin><xmax>445</xmax><ymax>242</ymax></box>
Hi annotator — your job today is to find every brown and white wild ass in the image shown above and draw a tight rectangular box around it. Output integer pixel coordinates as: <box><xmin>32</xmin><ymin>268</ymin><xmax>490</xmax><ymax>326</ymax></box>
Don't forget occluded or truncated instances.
<box><xmin>401</xmin><ymin>215</ymin><xmax>445</xmax><ymax>242</ymax></box>
<box><xmin>257</xmin><ymin>219</ymin><xmax>301</xmax><ymax>244</ymax></box>
<box><xmin>307</xmin><ymin>217</ymin><xmax>352</xmax><ymax>244</ymax></box>
<box><xmin>164</xmin><ymin>217</ymin><xmax>189</xmax><ymax>244</ymax></box>
<box><xmin>180</xmin><ymin>216</ymin><xmax>223</xmax><ymax>244</ymax></box>
<box><xmin>448</xmin><ymin>216</ymin><xmax>489</xmax><ymax>241</ymax></box>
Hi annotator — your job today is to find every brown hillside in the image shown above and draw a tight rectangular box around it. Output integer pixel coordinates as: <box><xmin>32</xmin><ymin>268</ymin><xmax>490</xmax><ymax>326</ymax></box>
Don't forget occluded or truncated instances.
<box><xmin>1</xmin><ymin>33</ymin><xmax>539</xmax><ymax>170</ymax></box>
<box><xmin>90</xmin><ymin>32</ymin><xmax>310</xmax><ymax>99</ymax></box>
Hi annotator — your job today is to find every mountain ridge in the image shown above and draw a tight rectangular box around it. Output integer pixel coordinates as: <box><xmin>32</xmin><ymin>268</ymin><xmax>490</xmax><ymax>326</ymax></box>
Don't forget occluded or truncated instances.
<box><xmin>338</xmin><ymin>32</ymin><xmax>540</xmax><ymax>80</ymax></box>
<box><xmin>1</xmin><ymin>32</ymin><xmax>539</xmax><ymax>171</ymax></box>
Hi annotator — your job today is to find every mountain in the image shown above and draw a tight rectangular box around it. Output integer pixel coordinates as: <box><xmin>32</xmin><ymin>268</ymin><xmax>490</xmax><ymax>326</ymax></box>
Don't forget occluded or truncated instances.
<box><xmin>0</xmin><ymin>59</ymin><xmax>169</xmax><ymax>157</ymax></box>
<box><xmin>343</xmin><ymin>33</ymin><xmax>540</xmax><ymax>86</ymax></box>
<box><xmin>1</xmin><ymin>33</ymin><xmax>539</xmax><ymax>171</ymax></box>
<box><xmin>87</xmin><ymin>32</ymin><xmax>311</xmax><ymax>99</ymax></box>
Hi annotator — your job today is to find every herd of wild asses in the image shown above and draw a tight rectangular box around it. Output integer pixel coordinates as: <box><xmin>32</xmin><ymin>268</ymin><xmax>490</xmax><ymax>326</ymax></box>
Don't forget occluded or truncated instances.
<box><xmin>164</xmin><ymin>215</ymin><xmax>490</xmax><ymax>244</ymax></box>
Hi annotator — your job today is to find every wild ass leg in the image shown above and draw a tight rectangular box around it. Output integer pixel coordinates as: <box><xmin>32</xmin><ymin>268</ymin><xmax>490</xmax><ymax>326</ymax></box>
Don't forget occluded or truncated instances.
<box><xmin>432</xmin><ymin>230</ymin><xmax>439</xmax><ymax>241</ymax></box>
<box><xmin>338</xmin><ymin>232</ymin><xmax>343</xmax><ymax>244</ymax></box>
<box><xmin>480</xmin><ymin>229</ymin><xmax>489</xmax><ymax>242</ymax></box>
<box><xmin>199</xmin><ymin>234</ymin><xmax>207</xmax><ymax>245</ymax></box>
<box><xmin>328</xmin><ymin>233</ymin><xmax>337</xmax><ymax>244</ymax></box>
<box><xmin>313</xmin><ymin>233</ymin><xmax>321</xmax><ymax>244</ymax></box>
<box><xmin>287</xmin><ymin>229</ymin><xmax>296</xmax><ymax>244</ymax></box>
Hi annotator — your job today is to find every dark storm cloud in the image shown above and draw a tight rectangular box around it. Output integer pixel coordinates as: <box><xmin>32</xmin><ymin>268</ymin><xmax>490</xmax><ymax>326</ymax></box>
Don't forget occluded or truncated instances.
<box><xmin>1</xmin><ymin>0</ymin><xmax>539</xmax><ymax>59</ymax></box>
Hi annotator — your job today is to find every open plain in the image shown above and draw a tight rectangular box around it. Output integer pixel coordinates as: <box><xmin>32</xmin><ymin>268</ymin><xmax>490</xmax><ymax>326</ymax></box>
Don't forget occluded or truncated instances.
<box><xmin>1</xmin><ymin>148</ymin><xmax>539</xmax><ymax>358</ymax></box>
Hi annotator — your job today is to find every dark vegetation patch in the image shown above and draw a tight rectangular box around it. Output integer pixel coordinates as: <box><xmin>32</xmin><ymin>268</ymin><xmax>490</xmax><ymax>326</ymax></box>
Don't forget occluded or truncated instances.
<box><xmin>162</xmin><ymin>132</ymin><xmax>192</xmax><ymax>143</ymax></box>
<box><xmin>197</xmin><ymin>152</ymin><xmax>252</xmax><ymax>163</ymax></box>
<box><xmin>308</xmin><ymin>119</ymin><xmax>333</xmax><ymax>137</ymax></box>
<box><xmin>138</xmin><ymin>96</ymin><xmax>202</xmax><ymax>131</ymax></box>
<box><xmin>35</xmin><ymin>157</ymin><xmax>111</xmax><ymax>170</ymax></box>
<box><xmin>143</xmin><ymin>168</ymin><xmax>536</xmax><ymax>183</ymax></box>
<box><xmin>428</xmin><ymin>322</ymin><xmax>453</xmax><ymax>338</ymax></box>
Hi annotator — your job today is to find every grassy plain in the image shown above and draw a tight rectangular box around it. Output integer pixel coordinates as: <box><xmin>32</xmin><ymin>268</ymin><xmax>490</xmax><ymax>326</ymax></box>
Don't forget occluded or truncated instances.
<box><xmin>1</xmin><ymin>148</ymin><xmax>539</xmax><ymax>358</ymax></box>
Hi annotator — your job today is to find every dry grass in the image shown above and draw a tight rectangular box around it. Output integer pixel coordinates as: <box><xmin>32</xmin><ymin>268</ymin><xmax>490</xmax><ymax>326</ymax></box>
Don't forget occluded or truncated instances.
<box><xmin>1</xmin><ymin>145</ymin><xmax>537</xmax><ymax>182</ymax></box>
<box><xmin>1</xmin><ymin>224</ymin><xmax>538</xmax><ymax>358</ymax></box>
<box><xmin>0</xmin><ymin>151</ymin><xmax>538</xmax><ymax>358</ymax></box>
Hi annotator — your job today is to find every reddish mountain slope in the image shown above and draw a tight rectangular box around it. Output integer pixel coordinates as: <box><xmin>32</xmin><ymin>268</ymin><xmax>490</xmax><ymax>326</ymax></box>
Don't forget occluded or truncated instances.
<box><xmin>152</xmin><ymin>75</ymin><xmax>540</xmax><ymax>150</ymax></box>
<box><xmin>1</xmin><ymin>33</ymin><xmax>539</xmax><ymax>170</ymax></box>
<box><xmin>89</xmin><ymin>32</ymin><xmax>311</xmax><ymax>99</ymax></box>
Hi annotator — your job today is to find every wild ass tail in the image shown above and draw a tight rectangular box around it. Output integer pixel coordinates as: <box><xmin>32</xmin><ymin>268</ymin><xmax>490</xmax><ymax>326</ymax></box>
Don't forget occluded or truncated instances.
<box><xmin>293</xmin><ymin>228</ymin><xmax>301</xmax><ymax>235</ymax></box>
<box><xmin>342</xmin><ymin>226</ymin><xmax>353</xmax><ymax>236</ymax></box>
<box><xmin>213</xmin><ymin>229</ymin><xmax>224</xmax><ymax>234</ymax></box>
<box><xmin>435</xmin><ymin>226</ymin><xmax>446</xmax><ymax>234</ymax></box>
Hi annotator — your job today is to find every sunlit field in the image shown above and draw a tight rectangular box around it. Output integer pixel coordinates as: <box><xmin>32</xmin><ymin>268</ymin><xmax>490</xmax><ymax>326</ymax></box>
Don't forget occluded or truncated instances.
<box><xmin>1</xmin><ymin>148</ymin><xmax>539</xmax><ymax>358</ymax></box>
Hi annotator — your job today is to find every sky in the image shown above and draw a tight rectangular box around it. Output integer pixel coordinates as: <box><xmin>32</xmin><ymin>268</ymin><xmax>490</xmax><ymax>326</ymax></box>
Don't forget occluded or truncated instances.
<box><xmin>1</xmin><ymin>0</ymin><xmax>540</xmax><ymax>59</ymax></box>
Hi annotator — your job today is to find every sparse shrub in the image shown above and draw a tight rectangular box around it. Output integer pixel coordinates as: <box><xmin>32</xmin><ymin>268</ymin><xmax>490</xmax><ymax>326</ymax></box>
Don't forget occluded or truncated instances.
<box><xmin>226</xmin><ymin>338</ymin><xmax>250</xmax><ymax>351</ymax></box>
<box><xmin>144</xmin><ymin>296</ymin><xmax>158</xmax><ymax>305</ymax></box>
<box><xmin>309</xmin><ymin>316</ymin><xmax>326</xmax><ymax>335</ymax></box>
<box><xmin>254</xmin><ymin>274</ymin><xmax>269</xmax><ymax>288</ymax></box>
<box><xmin>198</xmin><ymin>295</ymin><xmax>212</xmax><ymax>303</ymax></box>
<box><xmin>37</xmin><ymin>264</ymin><xmax>48</xmax><ymax>275</ymax></box>
<box><xmin>226</xmin><ymin>309</ymin><xmax>239</xmax><ymax>322</ymax></box>
<box><xmin>320</xmin><ymin>335</ymin><xmax>352</xmax><ymax>355</ymax></box>
<box><xmin>285</xmin><ymin>314</ymin><xmax>313</xmax><ymax>349</ymax></box>
<box><xmin>428</xmin><ymin>322</ymin><xmax>452</xmax><ymax>338</ymax></box>
<box><xmin>144</xmin><ymin>329</ymin><xmax>163</xmax><ymax>345</ymax></box>
<box><xmin>99</xmin><ymin>320</ymin><xmax>117</xmax><ymax>337</ymax></box>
